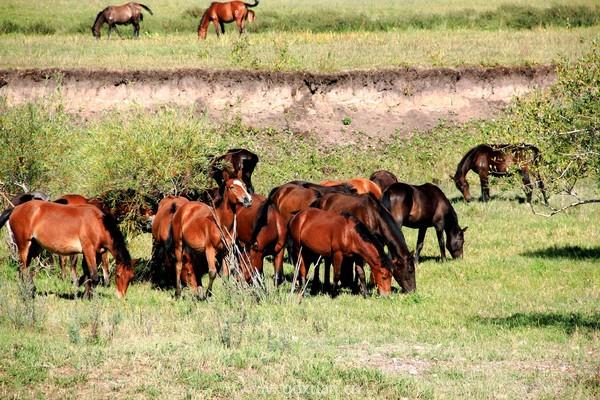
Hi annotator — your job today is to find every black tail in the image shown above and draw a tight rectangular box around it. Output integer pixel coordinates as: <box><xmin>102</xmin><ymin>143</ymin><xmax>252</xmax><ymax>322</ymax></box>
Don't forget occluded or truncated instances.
<box><xmin>136</xmin><ymin>3</ymin><xmax>153</xmax><ymax>15</ymax></box>
<box><xmin>102</xmin><ymin>214</ymin><xmax>131</xmax><ymax>265</ymax></box>
<box><xmin>0</xmin><ymin>208</ymin><xmax>14</xmax><ymax>231</ymax></box>
<box><xmin>245</xmin><ymin>0</ymin><xmax>259</xmax><ymax>8</ymax></box>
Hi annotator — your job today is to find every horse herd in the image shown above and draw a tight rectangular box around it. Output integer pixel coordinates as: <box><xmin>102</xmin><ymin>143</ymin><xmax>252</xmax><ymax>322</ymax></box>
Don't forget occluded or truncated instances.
<box><xmin>0</xmin><ymin>144</ymin><xmax>547</xmax><ymax>300</ymax></box>
<box><xmin>91</xmin><ymin>1</ymin><xmax>260</xmax><ymax>39</ymax></box>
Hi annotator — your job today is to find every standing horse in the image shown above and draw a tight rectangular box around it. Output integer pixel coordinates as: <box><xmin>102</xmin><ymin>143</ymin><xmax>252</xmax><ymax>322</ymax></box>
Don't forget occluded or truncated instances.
<box><xmin>289</xmin><ymin>209</ymin><xmax>393</xmax><ymax>297</ymax></box>
<box><xmin>452</xmin><ymin>144</ymin><xmax>548</xmax><ymax>203</ymax></box>
<box><xmin>382</xmin><ymin>183</ymin><xmax>467</xmax><ymax>264</ymax></box>
<box><xmin>198</xmin><ymin>1</ymin><xmax>259</xmax><ymax>39</ymax></box>
<box><xmin>170</xmin><ymin>179</ymin><xmax>252</xmax><ymax>298</ymax></box>
<box><xmin>0</xmin><ymin>201</ymin><xmax>135</xmax><ymax>298</ymax></box>
<box><xmin>249</xmin><ymin>181</ymin><xmax>355</xmax><ymax>285</ymax></box>
<box><xmin>320</xmin><ymin>178</ymin><xmax>383</xmax><ymax>199</ymax></box>
<box><xmin>315</xmin><ymin>192</ymin><xmax>415</xmax><ymax>293</ymax></box>
<box><xmin>369</xmin><ymin>170</ymin><xmax>398</xmax><ymax>191</ymax></box>
<box><xmin>92</xmin><ymin>2</ymin><xmax>153</xmax><ymax>39</ymax></box>
<box><xmin>209</xmin><ymin>148</ymin><xmax>259</xmax><ymax>195</ymax></box>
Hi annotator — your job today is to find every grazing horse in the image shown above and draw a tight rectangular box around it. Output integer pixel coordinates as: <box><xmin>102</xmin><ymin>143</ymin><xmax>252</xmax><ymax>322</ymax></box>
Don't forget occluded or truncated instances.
<box><xmin>92</xmin><ymin>2</ymin><xmax>153</xmax><ymax>39</ymax></box>
<box><xmin>320</xmin><ymin>178</ymin><xmax>383</xmax><ymax>199</ymax></box>
<box><xmin>315</xmin><ymin>192</ymin><xmax>415</xmax><ymax>293</ymax></box>
<box><xmin>198</xmin><ymin>1</ymin><xmax>259</xmax><ymax>39</ymax></box>
<box><xmin>0</xmin><ymin>201</ymin><xmax>135</xmax><ymax>298</ymax></box>
<box><xmin>289</xmin><ymin>209</ymin><xmax>393</xmax><ymax>297</ymax></box>
<box><xmin>382</xmin><ymin>183</ymin><xmax>467</xmax><ymax>264</ymax></box>
<box><xmin>369</xmin><ymin>170</ymin><xmax>398</xmax><ymax>191</ymax></box>
<box><xmin>209</xmin><ymin>148</ymin><xmax>259</xmax><ymax>195</ymax></box>
<box><xmin>171</xmin><ymin>179</ymin><xmax>252</xmax><ymax>298</ymax></box>
<box><xmin>249</xmin><ymin>181</ymin><xmax>355</xmax><ymax>284</ymax></box>
<box><xmin>452</xmin><ymin>144</ymin><xmax>548</xmax><ymax>203</ymax></box>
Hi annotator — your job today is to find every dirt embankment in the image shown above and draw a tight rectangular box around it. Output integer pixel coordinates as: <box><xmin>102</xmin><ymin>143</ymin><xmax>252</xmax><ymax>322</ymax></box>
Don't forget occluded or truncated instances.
<box><xmin>0</xmin><ymin>67</ymin><xmax>556</xmax><ymax>143</ymax></box>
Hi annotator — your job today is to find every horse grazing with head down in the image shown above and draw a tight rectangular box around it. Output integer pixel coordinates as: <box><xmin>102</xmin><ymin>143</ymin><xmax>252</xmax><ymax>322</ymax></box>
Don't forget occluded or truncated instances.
<box><xmin>198</xmin><ymin>1</ymin><xmax>259</xmax><ymax>39</ymax></box>
<box><xmin>452</xmin><ymin>144</ymin><xmax>548</xmax><ymax>203</ymax></box>
<box><xmin>0</xmin><ymin>201</ymin><xmax>135</xmax><ymax>299</ymax></box>
<box><xmin>170</xmin><ymin>179</ymin><xmax>252</xmax><ymax>299</ymax></box>
<box><xmin>289</xmin><ymin>208</ymin><xmax>393</xmax><ymax>297</ymax></box>
<box><xmin>92</xmin><ymin>2</ymin><xmax>153</xmax><ymax>39</ymax></box>
<box><xmin>382</xmin><ymin>182</ymin><xmax>467</xmax><ymax>265</ymax></box>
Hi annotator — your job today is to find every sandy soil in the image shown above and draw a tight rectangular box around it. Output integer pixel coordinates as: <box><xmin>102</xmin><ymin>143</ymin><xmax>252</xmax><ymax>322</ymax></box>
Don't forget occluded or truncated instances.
<box><xmin>0</xmin><ymin>66</ymin><xmax>556</xmax><ymax>144</ymax></box>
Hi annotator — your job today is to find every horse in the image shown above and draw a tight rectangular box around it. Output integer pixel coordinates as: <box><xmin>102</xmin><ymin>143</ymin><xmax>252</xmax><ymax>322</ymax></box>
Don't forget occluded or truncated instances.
<box><xmin>0</xmin><ymin>201</ymin><xmax>135</xmax><ymax>298</ymax></box>
<box><xmin>369</xmin><ymin>170</ymin><xmax>398</xmax><ymax>191</ymax></box>
<box><xmin>288</xmin><ymin>209</ymin><xmax>393</xmax><ymax>297</ymax></box>
<box><xmin>315</xmin><ymin>192</ymin><xmax>415</xmax><ymax>293</ymax></box>
<box><xmin>92</xmin><ymin>2</ymin><xmax>153</xmax><ymax>39</ymax></box>
<box><xmin>209</xmin><ymin>148</ymin><xmax>259</xmax><ymax>195</ymax></box>
<box><xmin>320</xmin><ymin>178</ymin><xmax>383</xmax><ymax>199</ymax></box>
<box><xmin>198</xmin><ymin>1</ymin><xmax>259</xmax><ymax>39</ymax></box>
<box><xmin>382</xmin><ymin>182</ymin><xmax>467</xmax><ymax>264</ymax></box>
<box><xmin>452</xmin><ymin>144</ymin><xmax>548</xmax><ymax>203</ymax></box>
<box><xmin>249</xmin><ymin>181</ymin><xmax>355</xmax><ymax>285</ymax></box>
<box><xmin>54</xmin><ymin>194</ymin><xmax>111</xmax><ymax>285</ymax></box>
<box><xmin>170</xmin><ymin>179</ymin><xmax>252</xmax><ymax>298</ymax></box>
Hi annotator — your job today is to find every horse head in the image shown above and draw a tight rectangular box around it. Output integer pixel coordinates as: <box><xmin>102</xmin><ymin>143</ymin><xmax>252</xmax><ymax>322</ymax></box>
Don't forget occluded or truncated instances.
<box><xmin>115</xmin><ymin>258</ymin><xmax>137</xmax><ymax>299</ymax></box>
<box><xmin>450</xmin><ymin>174</ymin><xmax>471</xmax><ymax>202</ymax></box>
<box><xmin>447</xmin><ymin>226</ymin><xmax>467</xmax><ymax>259</ymax></box>
<box><xmin>225</xmin><ymin>179</ymin><xmax>252</xmax><ymax>208</ymax></box>
<box><xmin>91</xmin><ymin>10</ymin><xmax>105</xmax><ymax>39</ymax></box>
<box><xmin>392</xmin><ymin>253</ymin><xmax>416</xmax><ymax>293</ymax></box>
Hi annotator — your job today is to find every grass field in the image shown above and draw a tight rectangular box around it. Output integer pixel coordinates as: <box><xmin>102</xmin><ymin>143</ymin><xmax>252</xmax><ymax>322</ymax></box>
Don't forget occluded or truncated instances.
<box><xmin>0</xmin><ymin>0</ymin><xmax>598</xmax><ymax>70</ymax></box>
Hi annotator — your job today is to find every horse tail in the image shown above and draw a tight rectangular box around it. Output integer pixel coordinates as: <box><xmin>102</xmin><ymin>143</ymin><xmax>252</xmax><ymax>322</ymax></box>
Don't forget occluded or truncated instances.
<box><xmin>135</xmin><ymin>3</ymin><xmax>153</xmax><ymax>15</ymax></box>
<box><xmin>250</xmin><ymin>186</ymin><xmax>278</xmax><ymax>243</ymax></box>
<box><xmin>245</xmin><ymin>0</ymin><xmax>260</xmax><ymax>8</ymax></box>
<box><xmin>0</xmin><ymin>207</ymin><xmax>14</xmax><ymax>231</ymax></box>
<box><xmin>102</xmin><ymin>214</ymin><xmax>132</xmax><ymax>265</ymax></box>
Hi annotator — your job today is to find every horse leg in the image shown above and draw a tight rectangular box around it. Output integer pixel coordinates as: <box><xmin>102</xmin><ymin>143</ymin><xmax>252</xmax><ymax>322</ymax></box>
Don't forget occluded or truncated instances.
<box><xmin>323</xmin><ymin>259</ymin><xmax>332</xmax><ymax>294</ymax></box>
<box><xmin>273</xmin><ymin>249</ymin><xmax>285</xmax><ymax>287</ymax></box>
<box><xmin>204</xmin><ymin>247</ymin><xmax>218</xmax><ymax>300</ymax></box>
<box><xmin>18</xmin><ymin>241</ymin><xmax>37</xmax><ymax>297</ymax></box>
<box><xmin>174</xmin><ymin>247</ymin><xmax>184</xmax><ymax>298</ymax></box>
<box><xmin>415</xmin><ymin>227</ymin><xmax>427</xmax><ymax>265</ymax></box>
<box><xmin>435</xmin><ymin>226</ymin><xmax>447</xmax><ymax>262</ymax></box>
<box><xmin>534</xmin><ymin>171</ymin><xmax>549</xmax><ymax>205</ymax></box>
<box><xmin>331</xmin><ymin>251</ymin><xmax>344</xmax><ymax>298</ymax></box>
<box><xmin>183</xmin><ymin>260</ymin><xmax>200</xmax><ymax>298</ymax></box>
<box><xmin>236</xmin><ymin>18</ymin><xmax>244</xmax><ymax>35</ymax></box>
<box><xmin>133</xmin><ymin>20</ymin><xmax>140</xmax><ymax>38</ymax></box>
<box><xmin>59</xmin><ymin>255</ymin><xmax>69</xmax><ymax>280</ymax></box>
<box><xmin>101</xmin><ymin>252</ymin><xmax>110</xmax><ymax>287</ymax></box>
<box><xmin>479</xmin><ymin>172</ymin><xmax>490</xmax><ymax>202</ymax></box>
<box><xmin>310</xmin><ymin>262</ymin><xmax>321</xmax><ymax>295</ymax></box>
<box><xmin>213</xmin><ymin>20</ymin><xmax>221</xmax><ymax>37</ymax></box>
<box><xmin>70</xmin><ymin>255</ymin><xmax>79</xmax><ymax>287</ymax></box>
<box><xmin>520</xmin><ymin>168</ymin><xmax>533</xmax><ymax>203</ymax></box>
<box><xmin>354</xmin><ymin>262</ymin><xmax>367</xmax><ymax>298</ymax></box>
<box><xmin>82</xmin><ymin>247</ymin><xmax>100</xmax><ymax>299</ymax></box>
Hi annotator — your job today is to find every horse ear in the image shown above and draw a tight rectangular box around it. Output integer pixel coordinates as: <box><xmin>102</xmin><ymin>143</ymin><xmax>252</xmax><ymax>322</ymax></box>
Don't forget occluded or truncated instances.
<box><xmin>462</xmin><ymin>226</ymin><xmax>468</xmax><ymax>232</ymax></box>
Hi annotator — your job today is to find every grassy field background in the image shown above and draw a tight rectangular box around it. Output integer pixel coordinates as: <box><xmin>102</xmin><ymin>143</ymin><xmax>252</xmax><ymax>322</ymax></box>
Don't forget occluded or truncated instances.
<box><xmin>0</xmin><ymin>0</ymin><xmax>598</xmax><ymax>70</ymax></box>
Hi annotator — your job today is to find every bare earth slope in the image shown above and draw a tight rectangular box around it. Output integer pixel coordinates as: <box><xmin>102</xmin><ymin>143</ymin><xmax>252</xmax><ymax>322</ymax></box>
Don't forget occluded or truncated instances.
<box><xmin>0</xmin><ymin>66</ymin><xmax>555</xmax><ymax>143</ymax></box>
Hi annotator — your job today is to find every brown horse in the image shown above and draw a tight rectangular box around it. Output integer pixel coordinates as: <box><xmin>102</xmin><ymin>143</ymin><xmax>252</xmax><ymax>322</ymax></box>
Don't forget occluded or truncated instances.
<box><xmin>249</xmin><ymin>181</ymin><xmax>355</xmax><ymax>285</ymax></box>
<box><xmin>198</xmin><ymin>1</ymin><xmax>259</xmax><ymax>39</ymax></box>
<box><xmin>92</xmin><ymin>2</ymin><xmax>153</xmax><ymax>39</ymax></box>
<box><xmin>289</xmin><ymin>208</ymin><xmax>393</xmax><ymax>297</ymax></box>
<box><xmin>171</xmin><ymin>179</ymin><xmax>252</xmax><ymax>298</ymax></box>
<box><xmin>369</xmin><ymin>170</ymin><xmax>398</xmax><ymax>191</ymax></box>
<box><xmin>209</xmin><ymin>148</ymin><xmax>259</xmax><ymax>195</ymax></box>
<box><xmin>452</xmin><ymin>144</ymin><xmax>548</xmax><ymax>203</ymax></box>
<box><xmin>315</xmin><ymin>192</ymin><xmax>415</xmax><ymax>293</ymax></box>
<box><xmin>0</xmin><ymin>201</ymin><xmax>134</xmax><ymax>298</ymax></box>
<box><xmin>382</xmin><ymin>182</ymin><xmax>467</xmax><ymax>264</ymax></box>
<box><xmin>320</xmin><ymin>178</ymin><xmax>383</xmax><ymax>199</ymax></box>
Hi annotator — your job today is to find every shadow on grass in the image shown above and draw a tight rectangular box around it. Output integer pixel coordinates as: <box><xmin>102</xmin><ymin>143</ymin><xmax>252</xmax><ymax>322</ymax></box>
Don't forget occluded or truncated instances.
<box><xmin>521</xmin><ymin>245</ymin><xmax>600</xmax><ymax>260</ymax></box>
<box><xmin>38</xmin><ymin>290</ymin><xmax>109</xmax><ymax>300</ymax></box>
<box><xmin>448</xmin><ymin>194</ymin><xmax>528</xmax><ymax>204</ymax></box>
<box><xmin>475</xmin><ymin>311</ymin><xmax>600</xmax><ymax>334</ymax></box>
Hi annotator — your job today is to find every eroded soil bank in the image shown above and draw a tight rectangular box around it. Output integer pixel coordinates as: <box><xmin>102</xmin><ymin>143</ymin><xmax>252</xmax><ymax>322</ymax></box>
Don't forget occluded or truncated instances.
<box><xmin>0</xmin><ymin>67</ymin><xmax>556</xmax><ymax>143</ymax></box>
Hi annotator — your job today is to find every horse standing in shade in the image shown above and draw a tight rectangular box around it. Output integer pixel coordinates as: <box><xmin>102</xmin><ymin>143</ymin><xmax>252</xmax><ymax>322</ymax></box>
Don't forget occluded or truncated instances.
<box><xmin>452</xmin><ymin>144</ymin><xmax>548</xmax><ymax>203</ymax></box>
<box><xmin>382</xmin><ymin>182</ymin><xmax>467</xmax><ymax>265</ymax></box>
<box><xmin>198</xmin><ymin>1</ymin><xmax>259</xmax><ymax>39</ymax></box>
<box><xmin>0</xmin><ymin>201</ymin><xmax>135</xmax><ymax>298</ymax></box>
<box><xmin>92</xmin><ymin>2</ymin><xmax>153</xmax><ymax>39</ymax></box>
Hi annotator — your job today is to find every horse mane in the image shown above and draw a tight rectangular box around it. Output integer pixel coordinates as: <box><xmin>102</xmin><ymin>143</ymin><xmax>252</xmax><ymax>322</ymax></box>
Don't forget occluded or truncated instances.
<box><xmin>365</xmin><ymin>193</ymin><xmax>410</xmax><ymax>258</ymax></box>
<box><xmin>102</xmin><ymin>214</ymin><xmax>131</xmax><ymax>265</ymax></box>
<box><xmin>454</xmin><ymin>145</ymin><xmax>480</xmax><ymax>180</ymax></box>
<box><xmin>92</xmin><ymin>10</ymin><xmax>106</xmax><ymax>31</ymax></box>
<box><xmin>345</xmin><ymin>213</ymin><xmax>391</xmax><ymax>269</ymax></box>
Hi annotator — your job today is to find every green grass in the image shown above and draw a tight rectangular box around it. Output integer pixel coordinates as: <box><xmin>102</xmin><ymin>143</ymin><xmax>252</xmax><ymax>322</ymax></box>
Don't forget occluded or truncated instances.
<box><xmin>0</xmin><ymin>186</ymin><xmax>598</xmax><ymax>398</ymax></box>
<box><xmin>0</xmin><ymin>28</ymin><xmax>598</xmax><ymax>71</ymax></box>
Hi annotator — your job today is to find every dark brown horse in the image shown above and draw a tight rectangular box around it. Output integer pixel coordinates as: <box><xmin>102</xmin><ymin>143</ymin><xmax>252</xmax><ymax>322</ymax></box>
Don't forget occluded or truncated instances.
<box><xmin>0</xmin><ymin>201</ymin><xmax>135</xmax><ymax>298</ymax></box>
<box><xmin>289</xmin><ymin>208</ymin><xmax>393</xmax><ymax>297</ymax></box>
<box><xmin>198</xmin><ymin>1</ymin><xmax>259</xmax><ymax>39</ymax></box>
<box><xmin>320</xmin><ymin>178</ymin><xmax>383</xmax><ymax>199</ymax></box>
<box><xmin>171</xmin><ymin>179</ymin><xmax>252</xmax><ymax>298</ymax></box>
<box><xmin>315</xmin><ymin>192</ymin><xmax>415</xmax><ymax>293</ymax></box>
<box><xmin>92</xmin><ymin>2</ymin><xmax>153</xmax><ymax>39</ymax></box>
<box><xmin>369</xmin><ymin>170</ymin><xmax>398</xmax><ymax>191</ymax></box>
<box><xmin>382</xmin><ymin>182</ymin><xmax>467</xmax><ymax>264</ymax></box>
<box><xmin>209</xmin><ymin>148</ymin><xmax>259</xmax><ymax>195</ymax></box>
<box><xmin>249</xmin><ymin>181</ymin><xmax>355</xmax><ymax>285</ymax></box>
<box><xmin>452</xmin><ymin>144</ymin><xmax>548</xmax><ymax>203</ymax></box>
